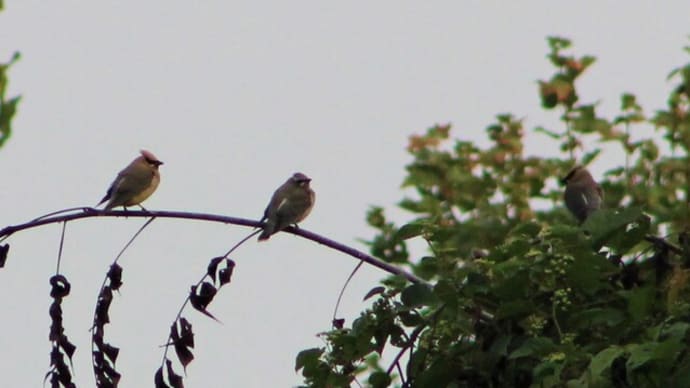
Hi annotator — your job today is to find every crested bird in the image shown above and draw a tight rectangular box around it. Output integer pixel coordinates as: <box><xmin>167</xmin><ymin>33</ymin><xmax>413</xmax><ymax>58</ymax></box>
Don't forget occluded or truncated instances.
<box><xmin>97</xmin><ymin>150</ymin><xmax>163</xmax><ymax>210</ymax></box>
<box><xmin>258</xmin><ymin>172</ymin><xmax>315</xmax><ymax>241</ymax></box>
<box><xmin>561</xmin><ymin>165</ymin><xmax>603</xmax><ymax>223</ymax></box>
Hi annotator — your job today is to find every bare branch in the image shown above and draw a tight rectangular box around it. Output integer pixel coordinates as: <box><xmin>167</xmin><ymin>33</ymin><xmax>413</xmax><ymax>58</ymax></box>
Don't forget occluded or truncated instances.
<box><xmin>0</xmin><ymin>208</ymin><xmax>426</xmax><ymax>285</ymax></box>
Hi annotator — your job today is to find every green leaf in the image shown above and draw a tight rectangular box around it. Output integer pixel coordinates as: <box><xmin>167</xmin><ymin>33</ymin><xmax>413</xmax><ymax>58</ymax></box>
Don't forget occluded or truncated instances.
<box><xmin>401</xmin><ymin>283</ymin><xmax>435</xmax><ymax>307</ymax></box>
<box><xmin>566</xmin><ymin>253</ymin><xmax>615</xmax><ymax>295</ymax></box>
<box><xmin>653</xmin><ymin>338</ymin><xmax>685</xmax><ymax>367</ymax></box>
<box><xmin>583</xmin><ymin>207</ymin><xmax>644</xmax><ymax>249</ymax></box>
<box><xmin>534</xmin><ymin>126</ymin><xmax>563</xmax><ymax>139</ymax></box>
<box><xmin>570</xmin><ymin>308</ymin><xmax>625</xmax><ymax>328</ymax></box>
<box><xmin>398</xmin><ymin>310</ymin><xmax>424</xmax><ymax>327</ymax></box>
<box><xmin>489</xmin><ymin>335</ymin><xmax>512</xmax><ymax>356</ymax></box>
<box><xmin>496</xmin><ymin>300</ymin><xmax>535</xmax><ymax>319</ymax></box>
<box><xmin>394</xmin><ymin>222</ymin><xmax>425</xmax><ymax>241</ymax></box>
<box><xmin>606</xmin><ymin>213</ymin><xmax>650</xmax><ymax>254</ymax></box>
<box><xmin>414</xmin><ymin>359</ymin><xmax>454</xmax><ymax>388</ymax></box>
<box><xmin>671</xmin><ymin>359</ymin><xmax>690</xmax><ymax>387</ymax></box>
<box><xmin>580</xmin><ymin>148</ymin><xmax>601</xmax><ymax>166</ymax></box>
<box><xmin>510</xmin><ymin>221</ymin><xmax>543</xmax><ymax>238</ymax></box>
<box><xmin>589</xmin><ymin>346</ymin><xmax>625</xmax><ymax>377</ymax></box>
<box><xmin>533</xmin><ymin>360</ymin><xmax>562</xmax><ymax>384</ymax></box>
<box><xmin>295</xmin><ymin>348</ymin><xmax>323</xmax><ymax>372</ymax></box>
<box><xmin>415</xmin><ymin>256</ymin><xmax>438</xmax><ymax>280</ymax></box>
<box><xmin>363</xmin><ymin>286</ymin><xmax>385</xmax><ymax>301</ymax></box>
<box><xmin>661</xmin><ymin>322</ymin><xmax>690</xmax><ymax>342</ymax></box>
<box><xmin>368</xmin><ymin>371</ymin><xmax>392</xmax><ymax>388</ymax></box>
<box><xmin>493</xmin><ymin>269</ymin><xmax>529</xmax><ymax>301</ymax></box>
<box><xmin>626</xmin><ymin>342</ymin><xmax>657</xmax><ymax>371</ymax></box>
<box><xmin>624</xmin><ymin>286</ymin><xmax>656</xmax><ymax>322</ymax></box>
<box><xmin>547</xmin><ymin>36</ymin><xmax>572</xmax><ymax>51</ymax></box>
<box><xmin>508</xmin><ymin>337</ymin><xmax>556</xmax><ymax>359</ymax></box>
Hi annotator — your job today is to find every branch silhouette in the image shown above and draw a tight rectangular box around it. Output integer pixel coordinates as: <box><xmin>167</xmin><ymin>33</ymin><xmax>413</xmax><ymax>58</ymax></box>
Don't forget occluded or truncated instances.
<box><xmin>0</xmin><ymin>207</ymin><xmax>426</xmax><ymax>285</ymax></box>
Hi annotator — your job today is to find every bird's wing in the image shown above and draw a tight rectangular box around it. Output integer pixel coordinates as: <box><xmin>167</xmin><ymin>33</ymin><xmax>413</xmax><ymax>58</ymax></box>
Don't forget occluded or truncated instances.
<box><xmin>276</xmin><ymin>188</ymin><xmax>311</xmax><ymax>221</ymax></box>
<box><xmin>112</xmin><ymin>163</ymin><xmax>154</xmax><ymax>198</ymax></box>
<box><xmin>98</xmin><ymin>171</ymin><xmax>130</xmax><ymax>206</ymax></box>
<box><xmin>264</xmin><ymin>182</ymin><xmax>290</xmax><ymax>216</ymax></box>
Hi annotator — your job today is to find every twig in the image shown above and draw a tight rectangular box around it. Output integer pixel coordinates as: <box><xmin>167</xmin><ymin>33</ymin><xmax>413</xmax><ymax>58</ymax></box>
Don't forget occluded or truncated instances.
<box><xmin>385</xmin><ymin>305</ymin><xmax>445</xmax><ymax>376</ymax></box>
<box><xmin>551</xmin><ymin>302</ymin><xmax>563</xmax><ymax>340</ymax></box>
<box><xmin>332</xmin><ymin>261</ymin><xmax>364</xmax><ymax>323</ymax></box>
<box><xmin>32</xmin><ymin>207</ymin><xmax>92</xmax><ymax>222</ymax></box>
<box><xmin>223</xmin><ymin>229</ymin><xmax>261</xmax><ymax>258</ymax></box>
<box><xmin>644</xmin><ymin>235</ymin><xmax>682</xmax><ymax>255</ymax></box>
<box><xmin>56</xmin><ymin>222</ymin><xmax>67</xmax><ymax>274</ymax></box>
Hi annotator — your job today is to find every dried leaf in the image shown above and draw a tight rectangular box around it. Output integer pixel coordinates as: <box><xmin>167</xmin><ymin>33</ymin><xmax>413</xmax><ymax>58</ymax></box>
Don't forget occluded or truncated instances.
<box><xmin>42</xmin><ymin>370</ymin><xmax>52</xmax><ymax>388</ymax></box>
<box><xmin>0</xmin><ymin>243</ymin><xmax>9</xmax><ymax>268</ymax></box>
<box><xmin>174</xmin><ymin>343</ymin><xmax>194</xmax><ymax>371</ymax></box>
<box><xmin>101</xmin><ymin>360</ymin><xmax>121</xmax><ymax>382</ymax></box>
<box><xmin>50</xmin><ymin>346</ymin><xmax>61</xmax><ymax>366</ymax></box>
<box><xmin>58</xmin><ymin>335</ymin><xmax>76</xmax><ymax>359</ymax></box>
<box><xmin>154</xmin><ymin>365</ymin><xmax>170</xmax><ymax>388</ymax></box>
<box><xmin>178</xmin><ymin>318</ymin><xmax>195</xmax><ymax>348</ymax></box>
<box><xmin>171</xmin><ymin>318</ymin><xmax>195</xmax><ymax>371</ymax></box>
<box><xmin>49</xmin><ymin>274</ymin><xmax>71</xmax><ymax>298</ymax></box>
<box><xmin>92</xmin><ymin>350</ymin><xmax>104</xmax><ymax>366</ymax></box>
<box><xmin>363</xmin><ymin>286</ymin><xmax>385</xmax><ymax>301</ymax></box>
<box><xmin>95</xmin><ymin>357</ymin><xmax>120</xmax><ymax>388</ymax></box>
<box><xmin>218</xmin><ymin>268</ymin><xmax>232</xmax><ymax>286</ymax></box>
<box><xmin>207</xmin><ymin>256</ymin><xmax>224</xmax><ymax>283</ymax></box>
<box><xmin>218</xmin><ymin>259</ymin><xmax>236</xmax><ymax>286</ymax></box>
<box><xmin>55</xmin><ymin>352</ymin><xmax>74</xmax><ymax>387</ymax></box>
<box><xmin>95</xmin><ymin>287</ymin><xmax>113</xmax><ymax>325</ymax></box>
<box><xmin>166</xmin><ymin>359</ymin><xmax>184</xmax><ymax>388</ymax></box>
<box><xmin>92</xmin><ymin>329</ymin><xmax>104</xmax><ymax>348</ymax></box>
<box><xmin>101</xmin><ymin>342</ymin><xmax>120</xmax><ymax>363</ymax></box>
<box><xmin>107</xmin><ymin>263</ymin><xmax>123</xmax><ymax>291</ymax></box>
<box><xmin>189</xmin><ymin>282</ymin><xmax>219</xmax><ymax>321</ymax></box>
<box><xmin>49</xmin><ymin>301</ymin><xmax>62</xmax><ymax>320</ymax></box>
<box><xmin>49</xmin><ymin>303</ymin><xmax>63</xmax><ymax>341</ymax></box>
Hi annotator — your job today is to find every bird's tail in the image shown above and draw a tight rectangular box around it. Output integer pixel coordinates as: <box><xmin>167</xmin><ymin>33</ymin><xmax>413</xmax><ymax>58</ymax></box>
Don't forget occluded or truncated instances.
<box><xmin>96</xmin><ymin>192</ymin><xmax>111</xmax><ymax>208</ymax></box>
<box><xmin>257</xmin><ymin>221</ymin><xmax>274</xmax><ymax>241</ymax></box>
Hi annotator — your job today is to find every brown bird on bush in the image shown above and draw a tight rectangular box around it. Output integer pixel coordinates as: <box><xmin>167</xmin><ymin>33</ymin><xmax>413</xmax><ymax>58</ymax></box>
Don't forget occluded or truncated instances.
<box><xmin>258</xmin><ymin>172</ymin><xmax>315</xmax><ymax>241</ymax></box>
<box><xmin>97</xmin><ymin>150</ymin><xmax>163</xmax><ymax>210</ymax></box>
<box><xmin>561</xmin><ymin>166</ymin><xmax>603</xmax><ymax>223</ymax></box>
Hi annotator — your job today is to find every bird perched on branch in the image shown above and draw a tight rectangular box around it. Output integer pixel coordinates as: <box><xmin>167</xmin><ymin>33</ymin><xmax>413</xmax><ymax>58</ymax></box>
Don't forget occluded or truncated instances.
<box><xmin>97</xmin><ymin>150</ymin><xmax>163</xmax><ymax>210</ymax></box>
<box><xmin>561</xmin><ymin>165</ymin><xmax>603</xmax><ymax>223</ymax></box>
<box><xmin>258</xmin><ymin>172</ymin><xmax>315</xmax><ymax>241</ymax></box>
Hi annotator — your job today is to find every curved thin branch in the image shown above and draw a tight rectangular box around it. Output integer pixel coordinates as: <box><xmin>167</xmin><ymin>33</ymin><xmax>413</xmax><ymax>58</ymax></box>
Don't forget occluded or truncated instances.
<box><xmin>332</xmin><ymin>261</ymin><xmax>364</xmax><ymax>323</ymax></box>
<box><xmin>55</xmin><ymin>222</ymin><xmax>67</xmax><ymax>274</ymax></box>
<box><xmin>0</xmin><ymin>208</ymin><xmax>426</xmax><ymax>285</ymax></box>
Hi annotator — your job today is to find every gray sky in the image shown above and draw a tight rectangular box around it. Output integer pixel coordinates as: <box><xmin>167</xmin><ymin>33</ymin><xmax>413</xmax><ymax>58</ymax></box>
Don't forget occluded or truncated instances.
<box><xmin>1</xmin><ymin>1</ymin><xmax>690</xmax><ymax>387</ymax></box>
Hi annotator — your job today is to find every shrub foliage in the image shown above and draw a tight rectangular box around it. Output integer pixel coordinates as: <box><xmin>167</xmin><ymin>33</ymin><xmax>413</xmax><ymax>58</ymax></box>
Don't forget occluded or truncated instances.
<box><xmin>296</xmin><ymin>37</ymin><xmax>690</xmax><ymax>388</ymax></box>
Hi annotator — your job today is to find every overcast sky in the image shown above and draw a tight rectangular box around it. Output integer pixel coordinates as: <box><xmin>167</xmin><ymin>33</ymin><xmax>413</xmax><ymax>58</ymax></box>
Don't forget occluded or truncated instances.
<box><xmin>1</xmin><ymin>2</ymin><xmax>690</xmax><ymax>387</ymax></box>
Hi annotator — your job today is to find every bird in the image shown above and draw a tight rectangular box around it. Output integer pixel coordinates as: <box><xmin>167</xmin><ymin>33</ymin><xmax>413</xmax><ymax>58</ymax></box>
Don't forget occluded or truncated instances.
<box><xmin>561</xmin><ymin>165</ymin><xmax>603</xmax><ymax>223</ymax></box>
<box><xmin>258</xmin><ymin>172</ymin><xmax>315</xmax><ymax>241</ymax></box>
<box><xmin>97</xmin><ymin>150</ymin><xmax>163</xmax><ymax>210</ymax></box>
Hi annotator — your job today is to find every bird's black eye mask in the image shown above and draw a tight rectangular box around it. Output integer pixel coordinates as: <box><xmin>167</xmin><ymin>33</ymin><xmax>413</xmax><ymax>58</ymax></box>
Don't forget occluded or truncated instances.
<box><xmin>146</xmin><ymin>158</ymin><xmax>163</xmax><ymax>166</ymax></box>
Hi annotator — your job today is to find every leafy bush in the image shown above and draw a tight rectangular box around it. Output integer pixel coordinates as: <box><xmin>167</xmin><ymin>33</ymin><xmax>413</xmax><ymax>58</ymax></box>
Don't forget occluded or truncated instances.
<box><xmin>297</xmin><ymin>37</ymin><xmax>690</xmax><ymax>388</ymax></box>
